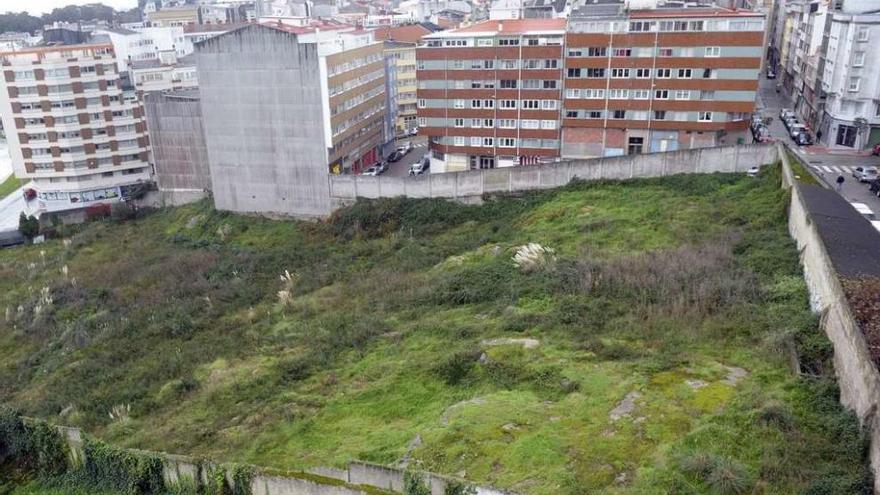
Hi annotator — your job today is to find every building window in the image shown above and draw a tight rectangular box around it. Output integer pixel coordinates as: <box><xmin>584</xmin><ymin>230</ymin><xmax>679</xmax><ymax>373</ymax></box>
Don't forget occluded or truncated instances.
<box><xmin>454</xmin><ymin>118</ymin><xmax>464</xmax><ymax>127</ymax></box>
<box><xmin>522</xmin><ymin>79</ymin><xmax>541</xmax><ymax>89</ymax></box>
<box><xmin>483</xmin><ymin>100</ymin><xmax>494</xmax><ymax>108</ymax></box>
<box><xmin>636</xmin><ymin>68</ymin><xmax>651</xmax><ymax>78</ymax></box>
<box><xmin>471</xmin><ymin>99</ymin><xmax>482</xmax><ymax>108</ymax></box>
<box><xmin>632</xmin><ymin>90</ymin><xmax>649</xmax><ymax>99</ymax></box>
<box><xmin>611</xmin><ymin>68</ymin><xmax>630</xmax><ymax>78</ymax></box>
<box><xmin>521</xmin><ymin>120</ymin><xmax>539</xmax><ymax>129</ymax></box>
<box><xmin>499</xmin><ymin>137</ymin><xmax>516</xmax><ymax>147</ymax></box>
<box><xmin>698</xmin><ymin>111</ymin><xmax>712</xmax><ymax>122</ymax></box>
<box><xmin>500</xmin><ymin>59</ymin><xmax>518</xmax><ymax>69</ymax></box>
<box><xmin>656</xmin><ymin>68</ymin><xmax>671</xmax><ymax>78</ymax></box>
<box><xmin>629</xmin><ymin>21</ymin><xmax>653</xmax><ymax>32</ymax></box>
<box><xmin>613</xmin><ymin>48</ymin><xmax>631</xmax><ymax>57</ymax></box>
<box><xmin>705</xmin><ymin>46</ymin><xmax>721</xmax><ymax>57</ymax></box>
<box><xmin>853</xmin><ymin>51</ymin><xmax>866</xmax><ymax>67</ymax></box>
<box><xmin>499</xmin><ymin>119</ymin><xmax>516</xmax><ymax>128</ymax></box>
<box><xmin>628</xmin><ymin>137</ymin><xmax>644</xmax><ymax>154</ymax></box>
<box><xmin>702</xmin><ymin>69</ymin><xmax>714</xmax><ymax>79</ymax></box>
<box><xmin>587</xmin><ymin>111</ymin><xmax>603</xmax><ymax>119</ymax></box>
<box><xmin>482</xmin><ymin>137</ymin><xmax>494</xmax><ymax>147</ymax></box>
<box><xmin>586</xmin><ymin>68</ymin><xmax>605</xmax><ymax>78</ymax></box>
<box><xmin>477</xmin><ymin>38</ymin><xmax>493</xmax><ymax>47</ymax></box>
<box><xmin>848</xmin><ymin>77</ymin><xmax>860</xmax><ymax>92</ymax></box>
<box><xmin>654</xmin><ymin>90</ymin><xmax>669</xmax><ymax>99</ymax></box>
<box><xmin>612</xmin><ymin>110</ymin><xmax>626</xmax><ymax>119</ymax></box>
<box><xmin>500</xmin><ymin>79</ymin><xmax>517</xmax><ymax>88</ymax></box>
<box><xmin>567</xmin><ymin>68</ymin><xmax>581</xmax><ymax>78</ymax></box>
<box><xmin>609</xmin><ymin>89</ymin><xmax>628</xmax><ymax>99</ymax></box>
<box><xmin>543</xmin><ymin>80</ymin><xmax>558</xmax><ymax>89</ymax></box>
<box><xmin>857</xmin><ymin>26</ymin><xmax>869</xmax><ymax>42</ymax></box>
<box><xmin>418</xmin><ymin>117</ymin><xmax>427</xmax><ymax>127</ymax></box>
<box><xmin>541</xmin><ymin>120</ymin><xmax>556</xmax><ymax>129</ymax></box>
<box><xmin>654</xmin><ymin>111</ymin><xmax>666</xmax><ymax>120</ymax></box>
<box><xmin>658</xmin><ymin>48</ymin><xmax>673</xmax><ymax>57</ymax></box>
<box><xmin>674</xmin><ymin>90</ymin><xmax>690</xmax><ymax>100</ymax></box>
<box><xmin>471</xmin><ymin>118</ymin><xmax>482</xmax><ymax>128</ymax></box>
<box><xmin>483</xmin><ymin>119</ymin><xmax>494</xmax><ymax>128</ymax></box>
<box><xmin>452</xmin><ymin>60</ymin><xmax>463</xmax><ymax>69</ymax></box>
<box><xmin>500</xmin><ymin>99</ymin><xmax>517</xmax><ymax>109</ymax></box>
<box><xmin>498</xmin><ymin>38</ymin><xmax>520</xmax><ymax>46</ymax></box>
<box><xmin>544</xmin><ymin>59</ymin><xmax>558</xmax><ymax>69</ymax></box>
<box><xmin>836</xmin><ymin>125</ymin><xmax>857</xmax><ymax>147</ymax></box>
<box><xmin>565</xmin><ymin>88</ymin><xmax>581</xmax><ymax>98</ymax></box>
<box><xmin>541</xmin><ymin>100</ymin><xmax>557</xmax><ymax>110</ymax></box>
<box><xmin>522</xmin><ymin>100</ymin><xmax>539</xmax><ymax>109</ymax></box>
<box><xmin>417</xmin><ymin>99</ymin><xmax>426</xmax><ymax>108</ymax></box>
<box><xmin>471</xmin><ymin>136</ymin><xmax>481</xmax><ymax>147</ymax></box>
<box><xmin>584</xmin><ymin>89</ymin><xmax>605</xmax><ymax>99</ymax></box>
<box><xmin>678</xmin><ymin>69</ymin><xmax>692</xmax><ymax>79</ymax></box>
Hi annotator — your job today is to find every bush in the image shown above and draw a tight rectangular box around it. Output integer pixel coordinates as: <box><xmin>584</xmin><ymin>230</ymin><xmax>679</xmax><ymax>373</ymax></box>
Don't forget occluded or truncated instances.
<box><xmin>433</xmin><ymin>349</ymin><xmax>483</xmax><ymax>385</ymax></box>
<box><xmin>80</xmin><ymin>437</ymin><xmax>165</xmax><ymax>493</ymax></box>
<box><xmin>429</xmin><ymin>259</ymin><xmax>519</xmax><ymax>305</ymax></box>
<box><xmin>18</xmin><ymin>212</ymin><xmax>39</xmax><ymax>239</ymax></box>
<box><xmin>403</xmin><ymin>471</ymin><xmax>431</xmax><ymax>495</ymax></box>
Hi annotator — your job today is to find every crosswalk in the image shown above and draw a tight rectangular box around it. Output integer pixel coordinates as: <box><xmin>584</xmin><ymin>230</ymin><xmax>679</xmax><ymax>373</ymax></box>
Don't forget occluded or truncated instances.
<box><xmin>810</xmin><ymin>164</ymin><xmax>857</xmax><ymax>174</ymax></box>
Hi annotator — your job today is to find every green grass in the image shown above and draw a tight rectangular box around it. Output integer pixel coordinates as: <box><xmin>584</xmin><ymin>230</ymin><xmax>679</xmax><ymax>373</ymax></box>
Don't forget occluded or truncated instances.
<box><xmin>0</xmin><ymin>174</ymin><xmax>21</xmax><ymax>200</ymax></box>
<box><xmin>786</xmin><ymin>151</ymin><xmax>821</xmax><ymax>185</ymax></box>
<box><xmin>0</xmin><ymin>165</ymin><xmax>870</xmax><ymax>494</ymax></box>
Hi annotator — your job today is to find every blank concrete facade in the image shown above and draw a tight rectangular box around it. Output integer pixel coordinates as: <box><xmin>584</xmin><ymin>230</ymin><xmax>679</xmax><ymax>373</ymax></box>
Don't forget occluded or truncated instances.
<box><xmin>196</xmin><ymin>25</ymin><xmax>332</xmax><ymax>217</ymax></box>
<box><xmin>144</xmin><ymin>90</ymin><xmax>210</xmax><ymax>192</ymax></box>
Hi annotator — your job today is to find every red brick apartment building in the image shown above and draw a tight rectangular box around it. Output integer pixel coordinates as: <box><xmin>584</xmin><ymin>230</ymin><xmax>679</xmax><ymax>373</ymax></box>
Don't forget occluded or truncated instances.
<box><xmin>416</xmin><ymin>8</ymin><xmax>765</xmax><ymax>172</ymax></box>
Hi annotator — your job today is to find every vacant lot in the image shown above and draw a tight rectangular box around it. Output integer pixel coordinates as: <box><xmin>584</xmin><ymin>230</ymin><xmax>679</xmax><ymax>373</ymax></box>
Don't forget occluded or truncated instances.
<box><xmin>0</xmin><ymin>166</ymin><xmax>870</xmax><ymax>494</ymax></box>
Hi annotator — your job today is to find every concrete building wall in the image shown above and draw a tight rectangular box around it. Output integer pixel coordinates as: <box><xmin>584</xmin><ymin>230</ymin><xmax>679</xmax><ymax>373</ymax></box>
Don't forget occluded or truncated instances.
<box><xmin>144</xmin><ymin>91</ymin><xmax>210</xmax><ymax>191</ymax></box>
<box><xmin>196</xmin><ymin>25</ymin><xmax>332</xmax><ymax>218</ymax></box>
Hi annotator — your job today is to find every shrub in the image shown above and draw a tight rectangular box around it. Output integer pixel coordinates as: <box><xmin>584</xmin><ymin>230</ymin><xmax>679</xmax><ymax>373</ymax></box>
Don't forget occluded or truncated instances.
<box><xmin>403</xmin><ymin>471</ymin><xmax>431</xmax><ymax>495</ymax></box>
<box><xmin>18</xmin><ymin>213</ymin><xmax>39</xmax><ymax>239</ymax></box>
<box><xmin>430</xmin><ymin>259</ymin><xmax>519</xmax><ymax>305</ymax></box>
<box><xmin>756</xmin><ymin>402</ymin><xmax>794</xmax><ymax>431</ymax></box>
<box><xmin>706</xmin><ymin>458</ymin><xmax>753</xmax><ymax>495</ymax></box>
<box><xmin>80</xmin><ymin>437</ymin><xmax>165</xmax><ymax>493</ymax></box>
<box><xmin>433</xmin><ymin>349</ymin><xmax>483</xmax><ymax>385</ymax></box>
<box><xmin>444</xmin><ymin>480</ymin><xmax>476</xmax><ymax>495</ymax></box>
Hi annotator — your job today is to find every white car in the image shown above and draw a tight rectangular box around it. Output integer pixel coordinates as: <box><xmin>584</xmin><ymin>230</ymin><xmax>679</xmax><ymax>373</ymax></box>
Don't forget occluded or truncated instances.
<box><xmin>397</xmin><ymin>141</ymin><xmax>413</xmax><ymax>155</ymax></box>
<box><xmin>746</xmin><ymin>166</ymin><xmax>760</xmax><ymax>178</ymax></box>
<box><xmin>361</xmin><ymin>166</ymin><xmax>380</xmax><ymax>176</ymax></box>
<box><xmin>852</xmin><ymin>166</ymin><xmax>878</xmax><ymax>183</ymax></box>
<box><xmin>409</xmin><ymin>158</ymin><xmax>429</xmax><ymax>176</ymax></box>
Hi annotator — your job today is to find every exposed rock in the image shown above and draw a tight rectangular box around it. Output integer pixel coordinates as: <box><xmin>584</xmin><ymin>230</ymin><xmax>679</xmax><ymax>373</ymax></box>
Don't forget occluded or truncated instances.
<box><xmin>501</xmin><ymin>423</ymin><xmax>519</xmax><ymax>431</ymax></box>
<box><xmin>481</xmin><ymin>337</ymin><xmax>540</xmax><ymax>349</ymax></box>
<box><xmin>478</xmin><ymin>352</ymin><xmax>489</xmax><ymax>364</ymax></box>
<box><xmin>722</xmin><ymin>366</ymin><xmax>748</xmax><ymax>385</ymax></box>
<box><xmin>441</xmin><ymin>396</ymin><xmax>487</xmax><ymax>426</ymax></box>
<box><xmin>686</xmin><ymin>379</ymin><xmax>708</xmax><ymax>389</ymax></box>
<box><xmin>609</xmin><ymin>391</ymin><xmax>641</xmax><ymax>421</ymax></box>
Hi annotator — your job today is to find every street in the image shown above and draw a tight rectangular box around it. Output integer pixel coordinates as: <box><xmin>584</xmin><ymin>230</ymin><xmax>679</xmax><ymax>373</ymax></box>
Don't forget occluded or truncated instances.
<box><xmin>756</xmin><ymin>77</ymin><xmax>880</xmax><ymax>217</ymax></box>
<box><xmin>0</xmin><ymin>138</ymin><xmax>24</xmax><ymax>233</ymax></box>
<box><xmin>381</xmin><ymin>135</ymin><xmax>429</xmax><ymax>177</ymax></box>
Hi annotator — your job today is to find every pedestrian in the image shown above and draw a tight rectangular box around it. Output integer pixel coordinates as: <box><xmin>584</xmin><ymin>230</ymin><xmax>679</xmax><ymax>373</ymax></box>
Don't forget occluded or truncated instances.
<box><xmin>816</xmin><ymin>130</ymin><xmax>823</xmax><ymax>142</ymax></box>
<box><xmin>836</xmin><ymin>174</ymin><xmax>845</xmax><ymax>192</ymax></box>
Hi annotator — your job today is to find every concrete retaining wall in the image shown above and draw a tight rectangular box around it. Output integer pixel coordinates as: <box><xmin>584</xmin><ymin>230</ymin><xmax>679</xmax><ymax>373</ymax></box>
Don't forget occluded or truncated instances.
<box><xmin>330</xmin><ymin>144</ymin><xmax>778</xmax><ymax>202</ymax></box>
<box><xmin>780</xmin><ymin>144</ymin><xmax>880</xmax><ymax>493</ymax></box>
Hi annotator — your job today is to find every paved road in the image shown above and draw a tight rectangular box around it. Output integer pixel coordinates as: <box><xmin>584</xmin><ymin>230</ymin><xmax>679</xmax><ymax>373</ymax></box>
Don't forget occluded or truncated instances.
<box><xmin>378</xmin><ymin>135</ymin><xmax>429</xmax><ymax>177</ymax></box>
<box><xmin>0</xmin><ymin>138</ymin><xmax>25</xmax><ymax>233</ymax></box>
<box><xmin>756</xmin><ymin>77</ymin><xmax>880</xmax><ymax>219</ymax></box>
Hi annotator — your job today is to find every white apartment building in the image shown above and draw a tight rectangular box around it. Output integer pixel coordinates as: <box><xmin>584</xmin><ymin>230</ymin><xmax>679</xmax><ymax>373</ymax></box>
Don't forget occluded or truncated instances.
<box><xmin>819</xmin><ymin>9</ymin><xmax>880</xmax><ymax>149</ymax></box>
<box><xmin>0</xmin><ymin>42</ymin><xmax>152</xmax><ymax>216</ymax></box>
<box><xmin>773</xmin><ymin>0</ymin><xmax>880</xmax><ymax>150</ymax></box>
<box><xmin>95</xmin><ymin>26</ymin><xmax>194</xmax><ymax>73</ymax></box>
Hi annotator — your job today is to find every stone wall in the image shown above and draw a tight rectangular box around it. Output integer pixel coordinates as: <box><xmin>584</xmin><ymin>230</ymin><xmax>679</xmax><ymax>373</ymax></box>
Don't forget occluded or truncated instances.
<box><xmin>779</xmin><ymin>144</ymin><xmax>880</xmax><ymax>493</ymax></box>
<box><xmin>329</xmin><ymin>143</ymin><xmax>778</xmax><ymax>203</ymax></box>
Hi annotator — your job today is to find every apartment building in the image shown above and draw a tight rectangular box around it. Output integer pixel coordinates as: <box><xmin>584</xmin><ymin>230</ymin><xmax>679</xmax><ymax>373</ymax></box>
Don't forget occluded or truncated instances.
<box><xmin>564</xmin><ymin>8</ymin><xmax>765</xmax><ymax>157</ymax></box>
<box><xmin>130</xmin><ymin>52</ymin><xmax>198</xmax><ymax>93</ymax></box>
<box><xmin>0</xmin><ymin>41</ymin><xmax>152</xmax><ymax>215</ymax></box>
<box><xmin>376</xmin><ymin>24</ymin><xmax>441</xmax><ymax>133</ymax></box>
<box><xmin>195</xmin><ymin>22</ymin><xmax>386</xmax><ymax>216</ymax></box>
<box><xmin>147</xmin><ymin>5</ymin><xmax>202</xmax><ymax>27</ymax></box>
<box><xmin>417</xmin><ymin>10</ymin><xmax>765</xmax><ymax>172</ymax></box>
<box><xmin>417</xmin><ymin>19</ymin><xmax>567</xmax><ymax>172</ymax></box>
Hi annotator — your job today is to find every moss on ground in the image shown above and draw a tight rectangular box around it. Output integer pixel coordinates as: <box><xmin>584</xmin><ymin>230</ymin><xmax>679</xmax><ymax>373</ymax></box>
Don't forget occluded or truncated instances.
<box><xmin>0</xmin><ymin>165</ymin><xmax>870</xmax><ymax>494</ymax></box>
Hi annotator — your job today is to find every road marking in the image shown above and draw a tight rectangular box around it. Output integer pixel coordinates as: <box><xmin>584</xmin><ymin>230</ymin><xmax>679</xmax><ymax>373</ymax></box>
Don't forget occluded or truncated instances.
<box><xmin>840</xmin><ymin>166</ymin><xmax>852</xmax><ymax>173</ymax></box>
<box><xmin>822</xmin><ymin>166</ymin><xmax>833</xmax><ymax>173</ymax></box>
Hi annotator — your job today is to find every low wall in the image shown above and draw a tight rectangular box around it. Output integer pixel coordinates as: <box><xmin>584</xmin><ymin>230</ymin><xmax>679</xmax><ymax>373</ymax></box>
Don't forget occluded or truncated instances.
<box><xmin>329</xmin><ymin>144</ymin><xmax>779</xmax><ymax>201</ymax></box>
<box><xmin>780</xmin><ymin>144</ymin><xmax>880</xmax><ymax>492</ymax></box>
<box><xmin>43</xmin><ymin>421</ymin><xmax>520</xmax><ymax>495</ymax></box>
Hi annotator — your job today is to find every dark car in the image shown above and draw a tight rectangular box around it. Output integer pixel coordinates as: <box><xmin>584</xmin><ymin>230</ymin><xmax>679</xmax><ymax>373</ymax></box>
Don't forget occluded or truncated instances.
<box><xmin>387</xmin><ymin>151</ymin><xmax>404</xmax><ymax>162</ymax></box>
<box><xmin>794</xmin><ymin>132</ymin><xmax>813</xmax><ymax>146</ymax></box>
<box><xmin>376</xmin><ymin>161</ymin><xmax>388</xmax><ymax>174</ymax></box>
<box><xmin>873</xmin><ymin>143</ymin><xmax>880</xmax><ymax>156</ymax></box>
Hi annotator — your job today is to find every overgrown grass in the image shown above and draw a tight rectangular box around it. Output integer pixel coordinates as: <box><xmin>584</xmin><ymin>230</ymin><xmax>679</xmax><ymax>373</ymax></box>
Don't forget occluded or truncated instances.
<box><xmin>0</xmin><ymin>165</ymin><xmax>870</xmax><ymax>494</ymax></box>
<box><xmin>0</xmin><ymin>174</ymin><xmax>21</xmax><ymax>200</ymax></box>
<box><xmin>786</xmin><ymin>151</ymin><xmax>821</xmax><ymax>185</ymax></box>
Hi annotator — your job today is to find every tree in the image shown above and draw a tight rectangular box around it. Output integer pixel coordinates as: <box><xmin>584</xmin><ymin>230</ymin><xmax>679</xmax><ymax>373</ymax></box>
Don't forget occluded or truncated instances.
<box><xmin>18</xmin><ymin>212</ymin><xmax>39</xmax><ymax>239</ymax></box>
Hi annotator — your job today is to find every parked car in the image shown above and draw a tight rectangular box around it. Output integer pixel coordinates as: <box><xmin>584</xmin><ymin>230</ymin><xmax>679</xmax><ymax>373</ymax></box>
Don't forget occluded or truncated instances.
<box><xmin>397</xmin><ymin>141</ymin><xmax>413</xmax><ymax>155</ymax></box>
<box><xmin>387</xmin><ymin>150</ymin><xmax>404</xmax><ymax>162</ymax></box>
<box><xmin>783</xmin><ymin>116</ymin><xmax>800</xmax><ymax>130</ymax></box>
<box><xmin>361</xmin><ymin>166</ymin><xmax>380</xmax><ymax>176</ymax></box>
<box><xmin>780</xmin><ymin>108</ymin><xmax>796</xmax><ymax>120</ymax></box>
<box><xmin>752</xmin><ymin>124</ymin><xmax>770</xmax><ymax>142</ymax></box>
<box><xmin>747</xmin><ymin>166</ymin><xmax>760</xmax><ymax>178</ymax></box>
<box><xmin>766</xmin><ymin>69</ymin><xmax>776</xmax><ymax>79</ymax></box>
<box><xmin>409</xmin><ymin>158</ymin><xmax>429</xmax><ymax>176</ymax></box>
<box><xmin>873</xmin><ymin>143</ymin><xmax>880</xmax><ymax>156</ymax></box>
<box><xmin>376</xmin><ymin>161</ymin><xmax>388</xmax><ymax>174</ymax></box>
<box><xmin>853</xmin><ymin>166</ymin><xmax>878</xmax><ymax>183</ymax></box>
<box><xmin>789</xmin><ymin>123</ymin><xmax>808</xmax><ymax>139</ymax></box>
<box><xmin>407</xmin><ymin>127</ymin><xmax>419</xmax><ymax>137</ymax></box>
<box><xmin>794</xmin><ymin>131</ymin><xmax>813</xmax><ymax>146</ymax></box>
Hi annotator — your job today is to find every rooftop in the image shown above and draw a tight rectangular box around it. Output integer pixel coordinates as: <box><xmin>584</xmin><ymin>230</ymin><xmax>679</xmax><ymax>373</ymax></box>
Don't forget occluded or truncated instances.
<box><xmin>373</xmin><ymin>23</ymin><xmax>437</xmax><ymax>43</ymax></box>
<box><xmin>630</xmin><ymin>7</ymin><xmax>764</xmax><ymax>18</ymax></box>
<box><xmin>426</xmin><ymin>18</ymin><xmax>566</xmax><ymax>36</ymax></box>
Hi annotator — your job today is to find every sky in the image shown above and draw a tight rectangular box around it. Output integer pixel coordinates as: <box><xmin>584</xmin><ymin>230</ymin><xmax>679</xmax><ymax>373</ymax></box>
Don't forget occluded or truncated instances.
<box><xmin>5</xmin><ymin>0</ymin><xmax>138</xmax><ymax>15</ymax></box>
